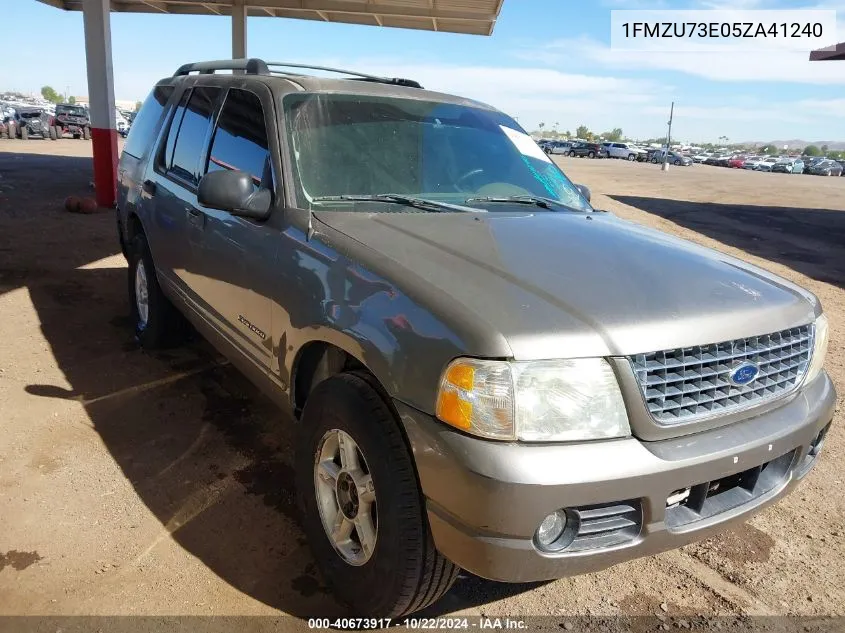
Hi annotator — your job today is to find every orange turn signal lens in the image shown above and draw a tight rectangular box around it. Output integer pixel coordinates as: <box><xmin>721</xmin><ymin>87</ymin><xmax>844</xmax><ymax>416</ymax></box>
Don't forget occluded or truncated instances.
<box><xmin>436</xmin><ymin>390</ymin><xmax>473</xmax><ymax>430</ymax></box>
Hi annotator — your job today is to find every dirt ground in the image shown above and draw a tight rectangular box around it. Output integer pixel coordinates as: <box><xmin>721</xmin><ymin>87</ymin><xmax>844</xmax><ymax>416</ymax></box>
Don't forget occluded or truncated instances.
<box><xmin>0</xmin><ymin>141</ymin><xmax>843</xmax><ymax>623</ymax></box>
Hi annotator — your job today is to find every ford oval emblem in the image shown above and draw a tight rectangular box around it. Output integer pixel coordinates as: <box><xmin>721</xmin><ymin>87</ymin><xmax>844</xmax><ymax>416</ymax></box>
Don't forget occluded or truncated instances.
<box><xmin>729</xmin><ymin>362</ymin><xmax>759</xmax><ymax>386</ymax></box>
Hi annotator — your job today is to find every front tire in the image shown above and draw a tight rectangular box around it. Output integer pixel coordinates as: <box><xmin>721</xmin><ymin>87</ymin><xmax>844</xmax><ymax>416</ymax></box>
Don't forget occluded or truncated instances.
<box><xmin>296</xmin><ymin>372</ymin><xmax>459</xmax><ymax>617</ymax></box>
<box><xmin>83</xmin><ymin>126</ymin><xmax>91</xmax><ymax>141</ymax></box>
<box><xmin>21</xmin><ymin>126</ymin><xmax>28</xmax><ymax>140</ymax></box>
<box><xmin>128</xmin><ymin>233</ymin><xmax>186</xmax><ymax>349</ymax></box>
<box><xmin>569</xmin><ymin>150</ymin><xmax>576</xmax><ymax>157</ymax></box>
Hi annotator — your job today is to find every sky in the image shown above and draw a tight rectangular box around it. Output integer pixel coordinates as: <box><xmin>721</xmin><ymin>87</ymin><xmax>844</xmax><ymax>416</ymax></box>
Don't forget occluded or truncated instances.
<box><xmin>4</xmin><ymin>0</ymin><xmax>845</xmax><ymax>143</ymax></box>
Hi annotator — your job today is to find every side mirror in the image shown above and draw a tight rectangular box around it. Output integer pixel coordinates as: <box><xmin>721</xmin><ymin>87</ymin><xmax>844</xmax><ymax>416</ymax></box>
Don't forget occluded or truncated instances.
<box><xmin>576</xmin><ymin>184</ymin><xmax>591</xmax><ymax>203</ymax></box>
<box><xmin>197</xmin><ymin>169</ymin><xmax>271</xmax><ymax>220</ymax></box>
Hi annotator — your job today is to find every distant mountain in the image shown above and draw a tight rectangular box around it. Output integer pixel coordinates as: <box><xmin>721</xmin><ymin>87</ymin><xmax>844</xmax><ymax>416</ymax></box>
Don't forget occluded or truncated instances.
<box><xmin>742</xmin><ymin>139</ymin><xmax>845</xmax><ymax>151</ymax></box>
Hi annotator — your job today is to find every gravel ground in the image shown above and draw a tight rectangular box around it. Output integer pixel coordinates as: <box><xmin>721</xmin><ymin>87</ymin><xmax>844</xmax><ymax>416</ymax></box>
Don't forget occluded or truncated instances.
<box><xmin>0</xmin><ymin>141</ymin><xmax>842</xmax><ymax>624</ymax></box>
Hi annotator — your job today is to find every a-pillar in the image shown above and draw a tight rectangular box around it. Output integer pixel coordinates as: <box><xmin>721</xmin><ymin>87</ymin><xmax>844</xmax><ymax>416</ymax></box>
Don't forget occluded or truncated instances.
<box><xmin>82</xmin><ymin>0</ymin><xmax>118</xmax><ymax>208</ymax></box>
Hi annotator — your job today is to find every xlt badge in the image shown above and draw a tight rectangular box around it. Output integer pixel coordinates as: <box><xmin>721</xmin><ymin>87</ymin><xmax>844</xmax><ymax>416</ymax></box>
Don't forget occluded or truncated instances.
<box><xmin>238</xmin><ymin>315</ymin><xmax>266</xmax><ymax>340</ymax></box>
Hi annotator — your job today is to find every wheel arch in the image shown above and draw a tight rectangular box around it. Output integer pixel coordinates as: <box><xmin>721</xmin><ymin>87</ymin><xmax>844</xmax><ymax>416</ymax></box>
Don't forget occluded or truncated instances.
<box><xmin>290</xmin><ymin>335</ymin><xmax>394</xmax><ymax>420</ymax></box>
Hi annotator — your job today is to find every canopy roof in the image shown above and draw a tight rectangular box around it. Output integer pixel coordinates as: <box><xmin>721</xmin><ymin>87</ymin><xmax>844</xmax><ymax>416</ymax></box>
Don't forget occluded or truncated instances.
<box><xmin>809</xmin><ymin>42</ymin><xmax>845</xmax><ymax>61</ymax></box>
<box><xmin>36</xmin><ymin>0</ymin><xmax>504</xmax><ymax>35</ymax></box>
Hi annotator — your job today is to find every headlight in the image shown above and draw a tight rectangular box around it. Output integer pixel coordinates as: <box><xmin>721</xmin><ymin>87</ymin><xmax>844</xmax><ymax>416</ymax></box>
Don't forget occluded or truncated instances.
<box><xmin>806</xmin><ymin>314</ymin><xmax>829</xmax><ymax>384</ymax></box>
<box><xmin>435</xmin><ymin>358</ymin><xmax>630</xmax><ymax>442</ymax></box>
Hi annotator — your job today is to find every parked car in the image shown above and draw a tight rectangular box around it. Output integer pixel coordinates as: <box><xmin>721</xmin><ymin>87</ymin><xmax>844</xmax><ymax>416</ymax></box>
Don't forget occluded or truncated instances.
<box><xmin>756</xmin><ymin>156</ymin><xmax>780</xmax><ymax>172</ymax></box>
<box><xmin>568</xmin><ymin>141</ymin><xmax>605</xmax><ymax>158</ymax></box>
<box><xmin>807</xmin><ymin>159</ymin><xmax>843</xmax><ymax>176</ymax></box>
<box><xmin>772</xmin><ymin>158</ymin><xmax>805</xmax><ymax>174</ymax></box>
<box><xmin>115</xmin><ymin>108</ymin><xmax>130</xmax><ymax>135</ymax></box>
<box><xmin>650</xmin><ymin>149</ymin><xmax>692</xmax><ymax>166</ymax></box>
<box><xmin>742</xmin><ymin>156</ymin><xmax>765</xmax><ymax>169</ymax></box>
<box><xmin>9</xmin><ymin>107</ymin><xmax>53</xmax><ymax>140</ymax></box>
<box><xmin>602</xmin><ymin>142</ymin><xmax>645</xmax><ymax>161</ymax></box>
<box><xmin>728</xmin><ymin>155</ymin><xmax>746</xmax><ymax>169</ymax></box>
<box><xmin>692</xmin><ymin>152</ymin><xmax>712</xmax><ymax>163</ymax></box>
<box><xmin>53</xmin><ymin>103</ymin><xmax>91</xmax><ymax>140</ymax></box>
<box><xmin>802</xmin><ymin>156</ymin><xmax>826</xmax><ymax>173</ymax></box>
<box><xmin>546</xmin><ymin>140</ymin><xmax>575</xmax><ymax>155</ymax></box>
<box><xmin>117</xmin><ymin>58</ymin><xmax>834</xmax><ymax>618</ymax></box>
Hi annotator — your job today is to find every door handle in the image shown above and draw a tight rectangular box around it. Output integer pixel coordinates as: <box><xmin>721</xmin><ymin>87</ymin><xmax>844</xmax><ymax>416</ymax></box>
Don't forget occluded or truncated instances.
<box><xmin>187</xmin><ymin>207</ymin><xmax>205</xmax><ymax>227</ymax></box>
<box><xmin>142</xmin><ymin>179</ymin><xmax>156</xmax><ymax>195</ymax></box>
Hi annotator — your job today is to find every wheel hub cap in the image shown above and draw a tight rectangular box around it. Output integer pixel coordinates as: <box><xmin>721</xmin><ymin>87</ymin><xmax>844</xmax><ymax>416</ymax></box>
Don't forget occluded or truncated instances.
<box><xmin>314</xmin><ymin>429</ymin><xmax>378</xmax><ymax>566</ymax></box>
<box><xmin>134</xmin><ymin>261</ymin><xmax>149</xmax><ymax>327</ymax></box>
<box><xmin>336</xmin><ymin>471</ymin><xmax>359</xmax><ymax>520</ymax></box>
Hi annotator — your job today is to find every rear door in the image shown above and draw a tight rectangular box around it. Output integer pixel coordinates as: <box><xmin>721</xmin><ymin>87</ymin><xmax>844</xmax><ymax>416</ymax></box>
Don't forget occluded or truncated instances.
<box><xmin>188</xmin><ymin>84</ymin><xmax>277</xmax><ymax>370</ymax></box>
<box><xmin>118</xmin><ymin>84</ymin><xmax>175</xmax><ymax>258</ymax></box>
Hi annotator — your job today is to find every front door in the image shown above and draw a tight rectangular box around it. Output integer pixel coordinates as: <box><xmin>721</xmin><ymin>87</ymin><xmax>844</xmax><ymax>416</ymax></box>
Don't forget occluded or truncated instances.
<box><xmin>187</xmin><ymin>85</ymin><xmax>277</xmax><ymax>370</ymax></box>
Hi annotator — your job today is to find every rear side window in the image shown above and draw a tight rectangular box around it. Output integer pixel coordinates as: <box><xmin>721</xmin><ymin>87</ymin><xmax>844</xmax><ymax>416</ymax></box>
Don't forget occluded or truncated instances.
<box><xmin>123</xmin><ymin>85</ymin><xmax>174</xmax><ymax>159</ymax></box>
<box><xmin>205</xmin><ymin>89</ymin><xmax>271</xmax><ymax>189</ymax></box>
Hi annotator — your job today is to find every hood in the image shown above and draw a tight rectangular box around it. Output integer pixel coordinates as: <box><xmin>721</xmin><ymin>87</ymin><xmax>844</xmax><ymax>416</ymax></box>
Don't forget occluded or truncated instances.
<box><xmin>315</xmin><ymin>211</ymin><xmax>818</xmax><ymax>360</ymax></box>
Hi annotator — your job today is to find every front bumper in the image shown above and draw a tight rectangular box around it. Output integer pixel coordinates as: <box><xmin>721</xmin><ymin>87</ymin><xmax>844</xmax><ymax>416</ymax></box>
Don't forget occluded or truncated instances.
<box><xmin>398</xmin><ymin>372</ymin><xmax>835</xmax><ymax>583</ymax></box>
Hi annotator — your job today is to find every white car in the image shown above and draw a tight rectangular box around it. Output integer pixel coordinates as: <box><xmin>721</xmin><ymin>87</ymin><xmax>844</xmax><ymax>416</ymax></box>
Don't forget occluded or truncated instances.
<box><xmin>742</xmin><ymin>156</ymin><xmax>765</xmax><ymax>169</ymax></box>
<box><xmin>603</xmin><ymin>142</ymin><xmax>646</xmax><ymax>161</ymax></box>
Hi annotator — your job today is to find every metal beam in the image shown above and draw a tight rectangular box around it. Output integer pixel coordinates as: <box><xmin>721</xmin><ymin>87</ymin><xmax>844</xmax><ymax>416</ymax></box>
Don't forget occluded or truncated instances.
<box><xmin>203</xmin><ymin>2</ymin><xmax>221</xmax><ymax>14</ymax></box>
<box><xmin>139</xmin><ymin>0</ymin><xmax>167</xmax><ymax>12</ymax></box>
<box><xmin>232</xmin><ymin>0</ymin><xmax>247</xmax><ymax>61</ymax></box>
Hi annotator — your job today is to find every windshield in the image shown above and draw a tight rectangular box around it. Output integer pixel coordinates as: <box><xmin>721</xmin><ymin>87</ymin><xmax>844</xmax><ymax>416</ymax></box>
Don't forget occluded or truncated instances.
<box><xmin>283</xmin><ymin>93</ymin><xmax>591</xmax><ymax>213</ymax></box>
<box><xmin>20</xmin><ymin>112</ymin><xmax>40</xmax><ymax>119</ymax></box>
<box><xmin>57</xmin><ymin>105</ymin><xmax>86</xmax><ymax>117</ymax></box>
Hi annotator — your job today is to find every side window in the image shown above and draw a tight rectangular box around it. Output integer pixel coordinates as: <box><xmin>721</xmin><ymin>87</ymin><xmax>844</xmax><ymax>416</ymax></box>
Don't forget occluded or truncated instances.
<box><xmin>160</xmin><ymin>89</ymin><xmax>189</xmax><ymax>172</ymax></box>
<box><xmin>169</xmin><ymin>86</ymin><xmax>220</xmax><ymax>185</ymax></box>
<box><xmin>123</xmin><ymin>85</ymin><xmax>174</xmax><ymax>159</ymax></box>
<box><xmin>205</xmin><ymin>89</ymin><xmax>271</xmax><ymax>190</ymax></box>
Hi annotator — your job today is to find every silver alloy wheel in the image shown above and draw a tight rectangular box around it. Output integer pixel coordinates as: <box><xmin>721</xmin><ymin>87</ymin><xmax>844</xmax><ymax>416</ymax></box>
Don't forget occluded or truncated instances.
<box><xmin>314</xmin><ymin>429</ymin><xmax>377</xmax><ymax>566</ymax></box>
<box><xmin>134</xmin><ymin>260</ymin><xmax>149</xmax><ymax>328</ymax></box>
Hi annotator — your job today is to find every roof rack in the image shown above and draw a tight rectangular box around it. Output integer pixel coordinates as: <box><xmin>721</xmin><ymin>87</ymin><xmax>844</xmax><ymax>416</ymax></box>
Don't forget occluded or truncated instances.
<box><xmin>173</xmin><ymin>58</ymin><xmax>422</xmax><ymax>89</ymax></box>
<box><xmin>173</xmin><ymin>58</ymin><xmax>270</xmax><ymax>76</ymax></box>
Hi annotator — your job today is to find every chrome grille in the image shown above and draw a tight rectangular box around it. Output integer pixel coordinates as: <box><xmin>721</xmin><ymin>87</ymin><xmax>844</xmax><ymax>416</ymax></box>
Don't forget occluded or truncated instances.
<box><xmin>630</xmin><ymin>325</ymin><xmax>813</xmax><ymax>424</ymax></box>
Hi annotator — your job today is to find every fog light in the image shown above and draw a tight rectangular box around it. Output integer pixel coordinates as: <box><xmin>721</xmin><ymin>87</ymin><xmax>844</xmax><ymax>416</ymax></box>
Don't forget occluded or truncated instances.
<box><xmin>536</xmin><ymin>510</ymin><xmax>567</xmax><ymax>548</ymax></box>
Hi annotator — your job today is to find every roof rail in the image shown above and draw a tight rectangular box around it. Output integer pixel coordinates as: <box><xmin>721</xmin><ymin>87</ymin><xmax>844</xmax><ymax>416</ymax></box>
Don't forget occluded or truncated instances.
<box><xmin>264</xmin><ymin>62</ymin><xmax>422</xmax><ymax>88</ymax></box>
<box><xmin>172</xmin><ymin>58</ymin><xmax>423</xmax><ymax>88</ymax></box>
<box><xmin>173</xmin><ymin>58</ymin><xmax>270</xmax><ymax>76</ymax></box>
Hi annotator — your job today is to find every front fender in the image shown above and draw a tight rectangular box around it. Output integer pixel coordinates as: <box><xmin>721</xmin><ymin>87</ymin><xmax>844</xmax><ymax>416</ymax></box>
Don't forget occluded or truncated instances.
<box><xmin>271</xmin><ymin>224</ymin><xmax>503</xmax><ymax>415</ymax></box>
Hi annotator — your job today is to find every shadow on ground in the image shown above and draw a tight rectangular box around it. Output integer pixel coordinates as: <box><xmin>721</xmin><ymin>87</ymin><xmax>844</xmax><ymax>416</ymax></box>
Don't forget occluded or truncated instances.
<box><xmin>609</xmin><ymin>196</ymin><xmax>845</xmax><ymax>291</ymax></box>
<box><xmin>2</xmin><ymin>150</ymin><xmax>535</xmax><ymax>617</ymax></box>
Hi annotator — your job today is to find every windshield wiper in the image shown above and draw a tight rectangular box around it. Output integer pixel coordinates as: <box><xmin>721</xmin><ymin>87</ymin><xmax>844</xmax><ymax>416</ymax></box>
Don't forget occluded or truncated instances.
<box><xmin>312</xmin><ymin>194</ymin><xmax>476</xmax><ymax>213</ymax></box>
<box><xmin>464</xmin><ymin>195</ymin><xmax>581</xmax><ymax>212</ymax></box>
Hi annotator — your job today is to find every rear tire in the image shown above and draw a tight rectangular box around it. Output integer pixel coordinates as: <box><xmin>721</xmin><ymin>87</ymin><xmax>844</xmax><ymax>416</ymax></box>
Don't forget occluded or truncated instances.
<box><xmin>83</xmin><ymin>127</ymin><xmax>91</xmax><ymax>141</ymax></box>
<box><xmin>21</xmin><ymin>126</ymin><xmax>28</xmax><ymax>141</ymax></box>
<box><xmin>296</xmin><ymin>372</ymin><xmax>459</xmax><ymax>617</ymax></box>
<box><xmin>127</xmin><ymin>233</ymin><xmax>187</xmax><ymax>349</ymax></box>
<box><xmin>627</xmin><ymin>154</ymin><xmax>635</xmax><ymax>161</ymax></box>
<box><xmin>7</xmin><ymin>123</ymin><xmax>15</xmax><ymax>139</ymax></box>
<box><xmin>569</xmin><ymin>150</ymin><xmax>576</xmax><ymax>157</ymax></box>
<box><xmin>49</xmin><ymin>126</ymin><xmax>57</xmax><ymax>140</ymax></box>
<box><xmin>588</xmin><ymin>151</ymin><xmax>596</xmax><ymax>159</ymax></box>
